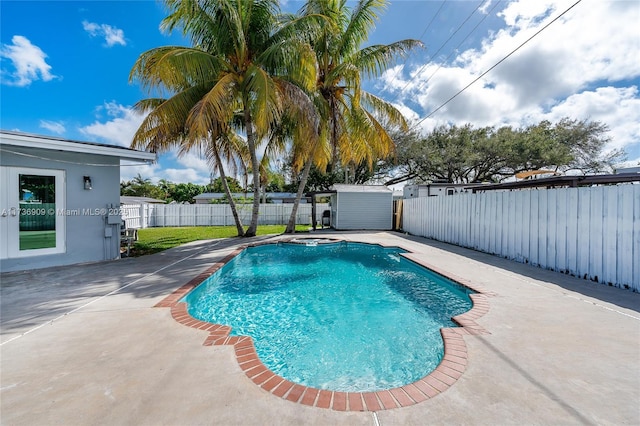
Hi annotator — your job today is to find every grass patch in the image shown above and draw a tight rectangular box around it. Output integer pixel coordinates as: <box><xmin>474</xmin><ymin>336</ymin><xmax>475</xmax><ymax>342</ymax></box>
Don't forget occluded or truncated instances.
<box><xmin>128</xmin><ymin>225</ymin><xmax>309</xmax><ymax>256</ymax></box>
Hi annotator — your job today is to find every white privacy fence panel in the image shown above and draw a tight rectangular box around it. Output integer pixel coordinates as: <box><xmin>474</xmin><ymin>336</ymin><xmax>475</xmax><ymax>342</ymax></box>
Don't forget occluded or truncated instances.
<box><xmin>402</xmin><ymin>185</ymin><xmax>640</xmax><ymax>291</ymax></box>
<box><xmin>121</xmin><ymin>204</ymin><xmax>152</xmax><ymax>229</ymax></box>
<box><xmin>121</xmin><ymin>204</ymin><xmax>142</xmax><ymax>229</ymax></box>
<box><xmin>122</xmin><ymin>203</ymin><xmax>329</xmax><ymax>229</ymax></box>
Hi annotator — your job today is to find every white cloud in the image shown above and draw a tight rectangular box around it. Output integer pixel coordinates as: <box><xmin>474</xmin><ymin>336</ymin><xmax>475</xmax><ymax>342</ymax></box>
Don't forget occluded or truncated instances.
<box><xmin>0</xmin><ymin>35</ymin><xmax>56</xmax><ymax>86</ymax></box>
<box><xmin>39</xmin><ymin>120</ymin><xmax>66</xmax><ymax>134</ymax></box>
<box><xmin>176</xmin><ymin>151</ymin><xmax>212</xmax><ymax>175</ymax></box>
<box><xmin>479</xmin><ymin>0</ymin><xmax>495</xmax><ymax>15</ymax></box>
<box><xmin>119</xmin><ymin>156</ymin><xmax>212</xmax><ymax>185</ymax></box>
<box><xmin>537</xmin><ymin>86</ymin><xmax>640</xmax><ymax>152</ymax></box>
<box><xmin>78</xmin><ymin>102</ymin><xmax>159</xmax><ymax>182</ymax></box>
<box><xmin>119</xmin><ymin>155</ymin><xmax>213</xmax><ymax>185</ymax></box>
<box><xmin>159</xmin><ymin>151</ymin><xmax>215</xmax><ymax>184</ymax></box>
<box><xmin>164</xmin><ymin>168</ymin><xmax>209</xmax><ymax>185</ymax></box>
<box><xmin>82</xmin><ymin>20</ymin><xmax>126</xmax><ymax>47</ymax></box>
<box><xmin>383</xmin><ymin>0</ymin><xmax>640</xmax><ymax>158</ymax></box>
<box><xmin>79</xmin><ymin>102</ymin><xmax>144</xmax><ymax>147</ymax></box>
<box><xmin>120</xmin><ymin>162</ymin><xmax>161</xmax><ymax>184</ymax></box>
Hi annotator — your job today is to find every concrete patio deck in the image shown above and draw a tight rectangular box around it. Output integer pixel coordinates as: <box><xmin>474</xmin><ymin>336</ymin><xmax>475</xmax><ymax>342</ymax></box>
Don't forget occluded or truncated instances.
<box><xmin>1</xmin><ymin>231</ymin><xmax>639</xmax><ymax>425</ymax></box>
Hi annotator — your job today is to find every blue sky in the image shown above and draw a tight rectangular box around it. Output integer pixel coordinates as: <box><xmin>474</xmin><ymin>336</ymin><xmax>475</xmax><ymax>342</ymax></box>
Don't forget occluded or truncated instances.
<box><xmin>2</xmin><ymin>0</ymin><xmax>639</xmax><ymax>185</ymax></box>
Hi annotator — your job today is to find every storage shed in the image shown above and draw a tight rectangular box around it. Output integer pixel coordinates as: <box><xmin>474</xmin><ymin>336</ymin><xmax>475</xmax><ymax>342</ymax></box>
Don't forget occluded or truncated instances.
<box><xmin>329</xmin><ymin>184</ymin><xmax>393</xmax><ymax>230</ymax></box>
<box><xmin>0</xmin><ymin>131</ymin><xmax>155</xmax><ymax>272</ymax></box>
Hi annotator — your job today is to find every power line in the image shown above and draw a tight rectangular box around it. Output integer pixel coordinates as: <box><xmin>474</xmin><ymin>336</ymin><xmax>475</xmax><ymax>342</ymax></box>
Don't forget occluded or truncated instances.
<box><xmin>384</xmin><ymin>0</ymin><xmax>447</xmax><ymax>89</ymax></box>
<box><xmin>414</xmin><ymin>0</ymin><xmax>502</xmax><ymax>94</ymax></box>
<box><xmin>391</xmin><ymin>0</ymin><xmax>487</xmax><ymax>104</ymax></box>
<box><xmin>410</xmin><ymin>0</ymin><xmax>583</xmax><ymax>131</ymax></box>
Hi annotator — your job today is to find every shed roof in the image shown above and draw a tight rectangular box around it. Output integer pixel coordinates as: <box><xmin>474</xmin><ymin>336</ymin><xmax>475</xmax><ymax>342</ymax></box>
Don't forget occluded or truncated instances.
<box><xmin>0</xmin><ymin>130</ymin><xmax>156</xmax><ymax>163</ymax></box>
<box><xmin>332</xmin><ymin>184</ymin><xmax>392</xmax><ymax>193</ymax></box>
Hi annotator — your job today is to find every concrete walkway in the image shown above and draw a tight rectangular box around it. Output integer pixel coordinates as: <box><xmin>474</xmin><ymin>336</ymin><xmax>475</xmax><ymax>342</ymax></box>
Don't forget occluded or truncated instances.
<box><xmin>1</xmin><ymin>232</ymin><xmax>639</xmax><ymax>425</ymax></box>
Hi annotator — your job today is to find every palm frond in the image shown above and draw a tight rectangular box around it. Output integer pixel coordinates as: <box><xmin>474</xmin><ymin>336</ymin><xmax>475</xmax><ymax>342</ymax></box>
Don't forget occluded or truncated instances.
<box><xmin>130</xmin><ymin>46</ymin><xmax>225</xmax><ymax>93</ymax></box>
<box><xmin>337</xmin><ymin>0</ymin><xmax>387</xmax><ymax>59</ymax></box>
<box><xmin>243</xmin><ymin>64</ymin><xmax>282</xmax><ymax>137</ymax></box>
<box><xmin>260</xmin><ymin>38</ymin><xmax>317</xmax><ymax>92</ymax></box>
<box><xmin>132</xmin><ymin>98</ymin><xmax>166</xmax><ymax>114</ymax></box>
<box><xmin>328</xmin><ymin>62</ymin><xmax>360</xmax><ymax>107</ymax></box>
<box><xmin>131</xmin><ymin>85</ymin><xmax>209</xmax><ymax>152</ymax></box>
<box><xmin>186</xmin><ymin>72</ymin><xmax>239</xmax><ymax>139</ymax></box>
<box><xmin>351</xmin><ymin>40</ymin><xmax>423</xmax><ymax>79</ymax></box>
<box><xmin>161</xmin><ymin>0</ymin><xmax>239</xmax><ymax>58</ymax></box>
<box><xmin>360</xmin><ymin>91</ymin><xmax>408</xmax><ymax>130</ymax></box>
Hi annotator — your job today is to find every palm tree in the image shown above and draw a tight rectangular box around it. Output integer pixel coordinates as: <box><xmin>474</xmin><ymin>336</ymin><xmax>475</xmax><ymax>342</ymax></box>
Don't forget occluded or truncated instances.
<box><xmin>159</xmin><ymin>0</ymin><xmax>318</xmax><ymax>237</ymax></box>
<box><xmin>130</xmin><ymin>0</ymin><xmax>318</xmax><ymax>237</ymax></box>
<box><xmin>283</xmin><ymin>0</ymin><xmax>422</xmax><ymax>233</ymax></box>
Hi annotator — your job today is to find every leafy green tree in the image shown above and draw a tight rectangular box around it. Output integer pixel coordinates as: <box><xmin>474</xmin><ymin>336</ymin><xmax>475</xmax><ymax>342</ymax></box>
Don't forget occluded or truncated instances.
<box><xmin>509</xmin><ymin>121</ymin><xmax>572</xmax><ymax>174</ymax></box>
<box><xmin>120</xmin><ymin>174</ymin><xmax>166</xmax><ymax>199</ymax></box>
<box><xmin>207</xmin><ymin>177</ymin><xmax>245</xmax><ymax>194</ymax></box>
<box><xmin>157</xmin><ymin>179</ymin><xmax>175</xmax><ymax>200</ymax></box>
<box><xmin>120</xmin><ymin>180</ymin><xmax>132</xmax><ymax>195</ymax></box>
<box><xmin>168</xmin><ymin>182</ymin><xmax>204</xmax><ymax>203</ymax></box>
<box><xmin>554</xmin><ymin>118</ymin><xmax>625</xmax><ymax>174</ymax></box>
<box><xmin>263</xmin><ymin>167</ymin><xmax>286</xmax><ymax>192</ymax></box>
<box><xmin>382</xmin><ymin>118</ymin><xmax>624</xmax><ymax>185</ymax></box>
<box><xmin>284</xmin><ymin>158</ymin><xmax>377</xmax><ymax>192</ymax></box>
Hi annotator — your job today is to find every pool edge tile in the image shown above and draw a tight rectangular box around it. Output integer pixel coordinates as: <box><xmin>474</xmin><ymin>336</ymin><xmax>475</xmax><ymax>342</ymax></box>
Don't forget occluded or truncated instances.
<box><xmin>300</xmin><ymin>388</ymin><xmax>319</xmax><ymax>407</ymax></box>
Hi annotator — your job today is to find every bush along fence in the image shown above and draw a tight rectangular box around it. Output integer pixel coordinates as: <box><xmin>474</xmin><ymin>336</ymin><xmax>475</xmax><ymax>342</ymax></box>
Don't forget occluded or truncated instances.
<box><xmin>121</xmin><ymin>202</ymin><xmax>330</xmax><ymax>230</ymax></box>
<box><xmin>402</xmin><ymin>184</ymin><xmax>639</xmax><ymax>292</ymax></box>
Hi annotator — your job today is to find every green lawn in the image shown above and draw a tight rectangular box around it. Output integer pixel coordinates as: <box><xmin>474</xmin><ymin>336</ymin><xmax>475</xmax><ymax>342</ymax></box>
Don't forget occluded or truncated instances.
<box><xmin>19</xmin><ymin>230</ymin><xmax>56</xmax><ymax>250</ymax></box>
<box><xmin>129</xmin><ymin>225</ymin><xmax>309</xmax><ymax>256</ymax></box>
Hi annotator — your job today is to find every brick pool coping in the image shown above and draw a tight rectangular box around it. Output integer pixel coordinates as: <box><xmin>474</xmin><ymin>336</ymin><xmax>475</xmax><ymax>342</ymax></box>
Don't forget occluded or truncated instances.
<box><xmin>155</xmin><ymin>239</ymin><xmax>492</xmax><ymax>411</ymax></box>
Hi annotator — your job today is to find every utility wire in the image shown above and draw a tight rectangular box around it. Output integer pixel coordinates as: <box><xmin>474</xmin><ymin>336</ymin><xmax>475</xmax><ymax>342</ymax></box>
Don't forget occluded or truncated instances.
<box><xmin>410</xmin><ymin>0</ymin><xmax>583</xmax><ymax>130</ymax></box>
<box><xmin>391</xmin><ymin>0</ymin><xmax>487</xmax><ymax>104</ymax></box>
<box><xmin>414</xmin><ymin>0</ymin><xmax>502</xmax><ymax>94</ymax></box>
<box><xmin>384</xmin><ymin>0</ymin><xmax>447</xmax><ymax>90</ymax></box>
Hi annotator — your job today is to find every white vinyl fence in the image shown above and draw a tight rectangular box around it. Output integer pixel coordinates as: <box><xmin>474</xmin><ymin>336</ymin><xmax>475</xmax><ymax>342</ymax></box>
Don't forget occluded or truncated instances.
<box><xmin>122</xmin><ymin>203</ymin><xmax>329</xmax><ymax>229</ymax></box>
<box><xmin>402</xmin><ymin>185</ymin><xmax>640</xmax><ymax>291</ymax></box>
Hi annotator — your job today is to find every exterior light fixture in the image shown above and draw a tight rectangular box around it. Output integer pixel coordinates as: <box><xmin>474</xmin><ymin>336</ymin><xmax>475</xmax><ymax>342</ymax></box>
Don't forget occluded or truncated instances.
<box><xmin>83</xmin><ymin>176</ymin><xmax>92</xmax><ymax>190</ymax></box>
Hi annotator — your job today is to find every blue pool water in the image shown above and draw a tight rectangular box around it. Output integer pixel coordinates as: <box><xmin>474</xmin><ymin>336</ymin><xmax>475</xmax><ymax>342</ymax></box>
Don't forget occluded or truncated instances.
<box><xmin>183</xmin><ymin>242</ymin><xmax>473</xmax><ymax>392</ymax></box>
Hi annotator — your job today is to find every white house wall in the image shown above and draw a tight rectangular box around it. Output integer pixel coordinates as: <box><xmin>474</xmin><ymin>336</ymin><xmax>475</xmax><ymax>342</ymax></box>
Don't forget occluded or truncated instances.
<box><xmin>1</xmin><ymin>147</ymin><xmax>121</xmax><ymax>272</ymax></box>
<box><xmin>402</xmin><ymin>185</ymin><xmax>640</xmax><ymax>291</ymax></box>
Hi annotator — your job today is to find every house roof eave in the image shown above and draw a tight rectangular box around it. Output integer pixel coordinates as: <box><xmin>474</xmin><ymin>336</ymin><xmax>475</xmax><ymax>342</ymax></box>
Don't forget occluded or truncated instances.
<box><xmin>0</xmin><ymin>130</ymin><xmax>156</xmax><ymax>163</ymax></box>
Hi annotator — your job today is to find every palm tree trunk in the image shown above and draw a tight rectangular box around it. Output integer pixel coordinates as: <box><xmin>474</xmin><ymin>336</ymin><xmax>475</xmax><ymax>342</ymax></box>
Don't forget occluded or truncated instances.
<box><xmin>285</xmin><ymin>155</ymin><xmax>315</xmax><ymax>233</ymax></box>
<box><xmin>212</xmin><ymin>141</ymin><xmax>244</xmax><ymax>237</ymax></box>
<box><xmin>244</xmin><ymin>106</ymin><xmax>261</xmax><ymax>237</ymax></box>
<box><xmin>330</xmin><ymin>99</ymin><xmax>339</xmax><ymax>171</ymax></box>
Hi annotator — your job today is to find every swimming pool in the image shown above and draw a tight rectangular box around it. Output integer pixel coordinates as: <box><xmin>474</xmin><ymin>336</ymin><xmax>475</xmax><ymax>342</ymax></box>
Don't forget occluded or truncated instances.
<box><xmin>182</xmin><ymin>241</ymin><xmax>474</xmax><ymax>392</ymax></box>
